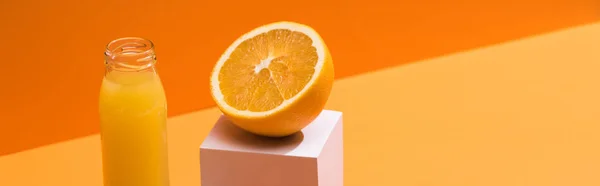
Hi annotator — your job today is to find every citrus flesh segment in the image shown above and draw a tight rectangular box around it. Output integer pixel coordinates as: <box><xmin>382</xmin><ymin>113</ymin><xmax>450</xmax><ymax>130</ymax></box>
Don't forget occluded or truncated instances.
<box><xmin>210</xmin><ymin>21</ymin><xmax>334</xmax><ymax>137</ymax></box>
<box><xmin>218</xmin><ymin>29</ymin><xmax>318</xmax><ymax>112</ymax></box>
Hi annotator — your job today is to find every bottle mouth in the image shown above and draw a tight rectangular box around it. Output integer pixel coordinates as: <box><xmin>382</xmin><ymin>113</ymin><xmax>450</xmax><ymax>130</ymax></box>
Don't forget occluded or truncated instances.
<box><xmin>105</xmin><ymin>37</ymin><xmax>156</xmax><ymax>71</ymax></box>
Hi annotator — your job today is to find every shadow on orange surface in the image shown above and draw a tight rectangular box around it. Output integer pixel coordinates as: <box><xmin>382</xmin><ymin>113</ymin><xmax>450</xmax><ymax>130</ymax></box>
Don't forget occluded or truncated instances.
<box><xmin>0</xmin><ymin>0</ymin><xmax>598</xmax><ymax>156</ymax></box>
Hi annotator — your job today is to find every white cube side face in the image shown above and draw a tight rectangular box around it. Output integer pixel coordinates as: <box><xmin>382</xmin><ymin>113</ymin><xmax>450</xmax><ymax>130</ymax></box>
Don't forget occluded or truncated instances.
<box><xmin>317</xmin><ymin>116</ymin><xmax>344</xmax><ymax>186</ymax></box>
<box><xmin>200</xmin><ymin>150</ymin><xmax>318</xmax><ymax>186</ymax></box>
<box><xmin>199</xmin><ymin>110</ymin><xmax>344</xmax><ymax>186</ymax></box>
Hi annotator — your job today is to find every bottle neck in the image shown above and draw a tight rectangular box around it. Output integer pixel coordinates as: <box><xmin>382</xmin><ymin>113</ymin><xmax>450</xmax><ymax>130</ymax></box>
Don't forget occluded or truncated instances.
<box><xmin>104</xmin><ymin>37</ymin><xmax>157</xmax><ymax>74</ymax></box>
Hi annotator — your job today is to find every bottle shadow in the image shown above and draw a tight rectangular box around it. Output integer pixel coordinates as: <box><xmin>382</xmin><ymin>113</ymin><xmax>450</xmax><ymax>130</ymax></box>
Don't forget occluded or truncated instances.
<box><xmin>211</xmin><ymin>116</ymin><xmax>304</xmax><ymax>155</ymax></box>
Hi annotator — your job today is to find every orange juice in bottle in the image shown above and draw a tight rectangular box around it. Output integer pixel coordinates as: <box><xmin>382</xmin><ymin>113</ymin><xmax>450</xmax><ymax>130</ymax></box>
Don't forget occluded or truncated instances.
<box><xmin>99</xmin><ymin>37</ymin><xmax>169</xmax><ymax>186</ymax></box>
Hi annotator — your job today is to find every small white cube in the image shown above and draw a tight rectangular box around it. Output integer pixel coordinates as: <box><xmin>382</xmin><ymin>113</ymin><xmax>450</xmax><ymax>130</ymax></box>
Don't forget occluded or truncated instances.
<box><xmin>199</xmin><ymin>110</ymin><xmax>344</xmax><ymax>186</ymax></box>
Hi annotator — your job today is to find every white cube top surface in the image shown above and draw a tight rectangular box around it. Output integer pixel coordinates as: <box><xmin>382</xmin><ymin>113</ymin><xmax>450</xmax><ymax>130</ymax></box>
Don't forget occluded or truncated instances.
<box><xmin>200</xmin><ymin>110</ymin><xmax>342</xmax><ymax>158</ymax></box>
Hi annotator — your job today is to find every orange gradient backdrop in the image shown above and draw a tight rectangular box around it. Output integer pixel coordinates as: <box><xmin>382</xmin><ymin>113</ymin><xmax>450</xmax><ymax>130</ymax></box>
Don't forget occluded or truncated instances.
<box><xmin>0</xmin><ymin>0</ymin><xmax>598</xmax><ymax>156</ymax></box>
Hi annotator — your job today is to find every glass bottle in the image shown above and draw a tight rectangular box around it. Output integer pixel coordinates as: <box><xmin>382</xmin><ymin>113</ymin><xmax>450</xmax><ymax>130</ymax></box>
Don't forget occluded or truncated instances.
<box><xmin>99</xmin><ymin>37</ymin><xmax>170</xmax><ymax>186</ymax></box>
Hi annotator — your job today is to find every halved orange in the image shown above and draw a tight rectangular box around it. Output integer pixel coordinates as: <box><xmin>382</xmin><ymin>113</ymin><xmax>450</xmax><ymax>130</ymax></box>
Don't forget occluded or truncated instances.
<box><xmin>210</xmin><ymin>21</ymin><xmax>334</xmax><ymax>137</ymax></box>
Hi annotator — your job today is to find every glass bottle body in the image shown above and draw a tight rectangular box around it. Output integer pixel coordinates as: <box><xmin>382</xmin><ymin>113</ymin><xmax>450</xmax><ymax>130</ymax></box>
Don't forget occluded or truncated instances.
<box><xmin>99</xmin><ymin>37</ymin><xmax>169</xmax><ymax>186</ymax></box>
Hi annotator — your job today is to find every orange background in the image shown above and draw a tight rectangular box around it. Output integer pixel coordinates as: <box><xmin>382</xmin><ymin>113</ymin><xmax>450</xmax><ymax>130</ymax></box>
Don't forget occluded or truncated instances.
<box><xmin>2</xmin><ymin>18</ymin><xmax>600</xmax><ymax>186</ymax></box>
<box><xmin>2</xmin><ymin>0</ymin><xmax>600</xmax><ymax>185</ymax></box>
<box><xmin>0</xmin><ymin>0</ymin><xmax>598</xmax><ymax>157</ymax></box>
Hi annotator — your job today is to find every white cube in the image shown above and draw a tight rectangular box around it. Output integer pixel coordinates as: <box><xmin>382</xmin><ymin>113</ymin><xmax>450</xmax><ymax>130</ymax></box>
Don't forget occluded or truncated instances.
<box><xmin>199</xmin><ymin>110</ymin><xmax>343</xmax><ymax>186</ymax></box>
